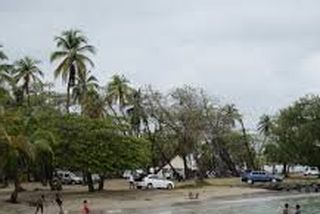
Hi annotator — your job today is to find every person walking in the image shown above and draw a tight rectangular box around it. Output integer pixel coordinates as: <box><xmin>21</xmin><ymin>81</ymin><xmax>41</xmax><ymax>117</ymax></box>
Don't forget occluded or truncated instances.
<box><xmin>55</xmin><ymin>193</ymin><xmax>64</xmax><ymax>214</ymax></box>
<box><xmin>35</xmin><ymin>195</ymin><xmax>45</xmax><ymax>214</ymax></box>
<box><xmin>82</xmin><ymin>200</ymin><xmax>90</xmax><ymax>214</ymax></box>
<box><xmin>129</xmin><ymin>174</ymin><xmax>135</xmax><ymax>189</ymax></box>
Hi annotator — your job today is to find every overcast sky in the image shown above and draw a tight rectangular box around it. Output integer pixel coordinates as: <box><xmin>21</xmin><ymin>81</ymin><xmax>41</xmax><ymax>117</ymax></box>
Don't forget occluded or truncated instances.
<box><xmin>1</xmin><ymin>0</ymin><xmax>320</xmax><ymax>129</ymax></box>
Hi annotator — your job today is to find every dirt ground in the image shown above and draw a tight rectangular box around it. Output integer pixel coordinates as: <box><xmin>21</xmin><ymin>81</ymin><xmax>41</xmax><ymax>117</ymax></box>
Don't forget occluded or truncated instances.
<box><xmin>0</xmin><ymin>179</ymin><xmax>269</xmax><ymax>214</ymax></box>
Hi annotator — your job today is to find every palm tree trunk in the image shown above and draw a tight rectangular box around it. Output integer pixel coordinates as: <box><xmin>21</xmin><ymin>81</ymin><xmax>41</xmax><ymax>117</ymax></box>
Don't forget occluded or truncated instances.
<box><xmin>26</xmin><ymin>85</ymin><xmax>30</xmax><ymax>107</ymax></box>
<box><xmin>239</xmin><ymin>119</ymin><xmax>256</xmax><ymax>170</ymax></box>
<box><xmin>66</xmin><ymin>82</ymin><xmax>71</xmax><ymax>113</ymax></box>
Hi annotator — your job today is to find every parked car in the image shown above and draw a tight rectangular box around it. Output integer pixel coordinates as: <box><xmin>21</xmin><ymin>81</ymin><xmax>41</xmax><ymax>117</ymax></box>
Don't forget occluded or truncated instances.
<box><xmin>135</xmin><ymin>174</ymin><xmax>175</xmax><ymax>189</ymax></box>
<box><xmin>304</xmin><ymin>167</ymin><xmax>320</xmax><ymax>176</ymax></box>
<box><xmin>57</xmin><ymin>170</ymin><xmax>83</xmax><ymax>185</ymax></box>
<box><xmin>241</xmin><ymin>171</ymin><xmax>283</xmax><ymax>184</ymax></box>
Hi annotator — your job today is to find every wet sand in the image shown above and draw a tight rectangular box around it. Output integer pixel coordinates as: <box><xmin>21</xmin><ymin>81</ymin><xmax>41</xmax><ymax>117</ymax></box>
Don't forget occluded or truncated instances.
<box><xmin>0</xmin><ymin>180</ymin><xmax>269</xmax><ymax>214</ymax></box>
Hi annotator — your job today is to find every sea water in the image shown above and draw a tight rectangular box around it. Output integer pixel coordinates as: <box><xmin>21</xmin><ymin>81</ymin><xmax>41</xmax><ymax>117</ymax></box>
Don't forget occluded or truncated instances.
<box><xmin>121</xmin><ymin>193</ymin><xmax>320</xmax><ymax>214</ymax></box>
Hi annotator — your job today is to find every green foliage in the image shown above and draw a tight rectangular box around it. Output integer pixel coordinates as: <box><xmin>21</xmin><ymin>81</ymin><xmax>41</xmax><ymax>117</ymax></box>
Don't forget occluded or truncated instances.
<box><xmin>53</xmin><ymin>115</ymin><xmax>150</xmax><ymax>174</ymax></box>
<box><xmin>263</xmin><ymin>95</ymin><xmax>320</xmax><ymax>168</ymax></box>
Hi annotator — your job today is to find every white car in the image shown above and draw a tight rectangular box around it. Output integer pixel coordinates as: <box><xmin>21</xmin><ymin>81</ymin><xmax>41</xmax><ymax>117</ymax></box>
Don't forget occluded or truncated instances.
<box><xmin>57</xmin><ymin>170</ymin><xmax>83</xmax><ymax>184</ymax></box>
<box><xmin>304</xmin><ymin>167</ymin><xmax>320</xmax><ymax>176</ymax></box>
<box><xmin>135</xmin><ymin>174</ymin><xmax>175</xmax><ymax>190</ymax></box>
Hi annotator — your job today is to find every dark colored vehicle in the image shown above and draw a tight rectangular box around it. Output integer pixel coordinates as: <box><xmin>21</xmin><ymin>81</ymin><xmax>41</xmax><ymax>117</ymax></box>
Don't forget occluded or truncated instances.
<box><xmin>241</xmin><ymin>171</ymin><xmax>283</xmax><ymax>184</ymax></box>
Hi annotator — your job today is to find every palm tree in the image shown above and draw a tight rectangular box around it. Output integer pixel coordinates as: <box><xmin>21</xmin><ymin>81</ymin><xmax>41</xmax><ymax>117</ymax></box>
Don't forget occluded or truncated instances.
<box><xmin>0</xmin><ymin>128</ymin><xmax>34</xmax><ymax>203</ymax></box>
<box><xmin>30</xmin><ymin>130</ymin><xmax>56</xmax><ymax>186</ymax></box>
<box><xmin>257</xmin><ymin>114</ymin><xmax>273</xmax><ymax>168</ymax></box>
<box><xmin>223</xmin><ymin>104</ymin><xmax>256</xmax><ymax>170</ymax></box>
<box><xmin>82</xmin><ymin>88</ymin><xmax>106</xmax><ymax>119</ymax></box>
<box><xmin>258</xmin><ymin>114</ymin><xmax>272</xmax><ymax>137</ymax></box>
<box><xmin>126</xmin><ymin>89</ymin><xmax>147</xmax><ymax>136</ymax></box>
<box><xmin>50</xmin><ymin>29</ymin><xmax>96</xmax><ymax>113</ymax></box>
<box><xmin>14</xmin><ymin>57</ymin><xmax>43</xmax><ymax>106</ymax></box>
<box><xmin>0</xmin><ymin>45</ymin><xmax>11</xmax><ymax>89</ymax></box>
<box><xmin>72</xmin><ymin>70</ymin><xmax>99</xmax><ymax>112</ymax></box>
<box><xmin>106</xmin><ymin>74</ymin><xmax>133</xmax><ymax>115</ymax></box>
<box><xmin>0</xmin><ymin>45</ymin><xmax>7</xmax><ymax>61</ymax></box>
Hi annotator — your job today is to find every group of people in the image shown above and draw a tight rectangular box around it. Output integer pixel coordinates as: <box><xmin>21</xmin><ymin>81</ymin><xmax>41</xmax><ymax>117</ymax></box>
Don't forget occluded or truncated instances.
<box><xmin>34</xmin><ymin>194</ymin><xmax>90</xmax><ymax>214</ymax></box>
<box><xmin>283</xmin><ymin>203</ymin><xmax>301</xmax><ymax>214</ymax></box>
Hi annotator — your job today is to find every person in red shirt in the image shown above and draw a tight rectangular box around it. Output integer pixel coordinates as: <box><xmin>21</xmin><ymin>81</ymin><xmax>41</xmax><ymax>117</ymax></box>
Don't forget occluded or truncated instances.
<box><xmin>82</xmin><ymin>200</ymin><xmax>90</xmax><ymax>214</ymax></box>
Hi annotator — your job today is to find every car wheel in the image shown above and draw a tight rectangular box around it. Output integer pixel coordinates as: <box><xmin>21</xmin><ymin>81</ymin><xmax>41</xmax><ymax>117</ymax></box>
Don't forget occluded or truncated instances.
<box><xmin>271</xmin><ymin>178</ymin><xmax>277</xmax><ymax>183</ymax></box>
<box><xmin>71</xmin><ymin>181</ymin><xmax>76</xmax><ymax>185</ymax></box>
<box><xmin>247</xmin><ymin>179</ymin><xmax>253</xmax><ymax>184</ymax></box>
<box><xmin>167</xmin><ymin>184</ymin><xmax>173</xmax><ymax>190</ymax></box>
<box><xmin>147</xmin><ymin>183</ymin><xmax>153</xmax><ymax>189</ymax></box>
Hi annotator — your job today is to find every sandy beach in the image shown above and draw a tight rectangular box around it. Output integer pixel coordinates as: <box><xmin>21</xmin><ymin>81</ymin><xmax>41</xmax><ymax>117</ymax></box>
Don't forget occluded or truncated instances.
<box><xmin>0</xmin><ymin>179</ymin><xmax>269</xmax><ymax>214</ymax></box>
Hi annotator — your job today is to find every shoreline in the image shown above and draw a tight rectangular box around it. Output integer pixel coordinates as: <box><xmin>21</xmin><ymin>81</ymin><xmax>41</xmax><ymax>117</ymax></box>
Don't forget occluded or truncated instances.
<box><xmin>1</xmin><ymin>179</ymin><xmax>320</xmax><ymax>214</ymax></box>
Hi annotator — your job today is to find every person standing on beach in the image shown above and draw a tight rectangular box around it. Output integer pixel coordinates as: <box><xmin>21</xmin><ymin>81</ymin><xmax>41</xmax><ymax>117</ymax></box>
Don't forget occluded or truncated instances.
<box><xmin>282</xmin><ymin>203</ymin><xmax>289</xmax><ymax>214</ymax></box>
<box><xmin>82</xmin><ymin>200</ymin><xmax>90</xmax><ymax>214</ymax></box>
<box><xmin>55</xmin><ymin>193</ymin><xmax>64</xmax><ymax>214</ymax></box>
<box><xmin>295</xmin><ymin>204</ymin><xmax>301</xmax><ymax>214</ymax></box>
<box><xmin>35</xmin><ymin>195</ymin><xmax>45</xmax><ymax>214</ymax></box>
<box><xmin>129</xmin><ymin>174</ymin><xmax>135</xmax><ymax>189</ymax></box>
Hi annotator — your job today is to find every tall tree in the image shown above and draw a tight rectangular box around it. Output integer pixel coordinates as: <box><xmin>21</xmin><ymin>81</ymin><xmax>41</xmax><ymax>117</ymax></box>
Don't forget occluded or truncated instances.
<box><xmin>14</xmin><ymin>57</ymin><xmax>43</xmax><ymax>106</ymax></box>
<box><xmin>258</xmin><ymin>114</ymin><xmax>272</xmax><ymax>137</ymax></box>
<box><xmin>72</xmin><ymin>70</ymin><xmax>99</xmax><ymax>112</ymax></box>
<box><xmin>126</xmin><ymin>89</ymin><xmax>147</xmax><ymax>136</ymax></box>
<box><xmin>0</xmin><ymin>45</ymin><xmax>11</xmax><ymax>89</ymax></box>
<box><xmin>0</xmin><ymin>45</ymin><xmax>7</xmax><ymax>61</ymax></box>
<box><xmin>257</xmin><ymin>114</ymin><xmax>273</xmax><ymax>167</ymax></box>
<box><xmin>50</xmin><ymin>29</ymin><xmax>96</xmax><ymax>113</ymax></box>
<box><xmin>106</xmin><ymin>74</ymin><xmax>133</xmax><ymax>115</ymax></box>
<box><xmin>0</xmin><ymin>127</ymin><xmax>34</xmax><ymax>203</ymax></box>
<box><xmin>223</xmin><ymin>104</ymin><xmax>256</xmax><ymax>170</ymax></box>
<box><xmin>82</xmin><ymin>89</ymin><xmax>106</xmax><ymax>119</ymax></box>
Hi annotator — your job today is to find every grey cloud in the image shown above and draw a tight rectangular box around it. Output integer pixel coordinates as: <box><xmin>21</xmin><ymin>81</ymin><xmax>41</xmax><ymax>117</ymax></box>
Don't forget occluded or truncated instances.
<box><xmin>1</xmin><ymin>0</ymin><xmax>320</xmax><ymax>129</ymax></box>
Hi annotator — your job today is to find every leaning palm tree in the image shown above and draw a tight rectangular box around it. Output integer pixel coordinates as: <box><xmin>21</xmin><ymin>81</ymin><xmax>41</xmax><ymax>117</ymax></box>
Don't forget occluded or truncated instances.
<box><xmin>106</xmin><ymin>74</ymin><xmax>133</xmax><ymax>115</ymax></box>
<box><xmin>50</xmin><ymin>29</ymin><xmax>96</xmax><ymax>113</ymax></box>
<box><xmin>14</xmin><ymin>57</ymin><xmax>43</xmax><ymax>107</ymax></box>
<box><xmin>223</xmin><ymin>104</ymin><xmax>256</xmax><ymax>170</ymax></box>
<box><xmin>72</xmin><ymin>70</ymin><xmax>99</xmax><ymax>112</ymax></box>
